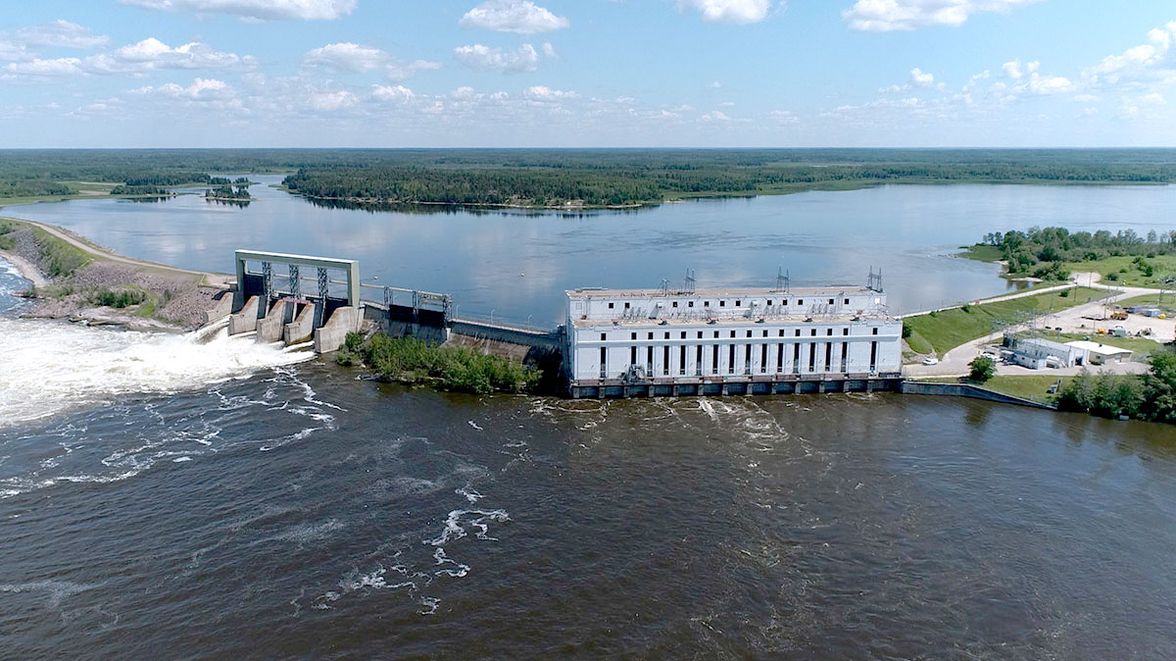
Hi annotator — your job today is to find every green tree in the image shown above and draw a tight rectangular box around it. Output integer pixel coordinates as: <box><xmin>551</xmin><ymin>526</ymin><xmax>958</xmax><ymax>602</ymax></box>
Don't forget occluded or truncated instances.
<box><xmin>968</xmin><ymin>355</ymin><xmax>996</xmax><ymax>383</ymax></box>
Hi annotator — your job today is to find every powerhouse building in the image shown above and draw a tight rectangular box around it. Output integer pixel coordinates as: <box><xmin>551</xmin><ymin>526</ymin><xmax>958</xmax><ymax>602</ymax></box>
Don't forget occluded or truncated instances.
<box><xmin>565</xmin><ymin>277</ymin><xmax>902</xmax><ymax>397</ymax></box>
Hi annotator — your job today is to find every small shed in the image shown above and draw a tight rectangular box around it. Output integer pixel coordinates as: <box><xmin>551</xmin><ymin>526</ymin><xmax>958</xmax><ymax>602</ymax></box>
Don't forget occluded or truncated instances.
<box><xmin>1065</xmin><ymin>340</ymin><xmax>1134</xmax><ymax>365</ymax></box>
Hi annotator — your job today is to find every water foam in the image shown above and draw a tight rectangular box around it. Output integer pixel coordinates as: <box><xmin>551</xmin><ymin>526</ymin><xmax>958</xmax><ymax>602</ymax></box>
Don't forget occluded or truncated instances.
<box><xmin>0</xmin><ymin>318</ymin><xmax>315</xmax><ymax>428</ymax></box>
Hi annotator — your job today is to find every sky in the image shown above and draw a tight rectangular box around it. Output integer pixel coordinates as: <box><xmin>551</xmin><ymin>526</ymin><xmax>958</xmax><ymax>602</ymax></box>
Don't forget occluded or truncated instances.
<box><xmin>0</xmin><ymin>0</ymin><xmax>1174</xmax><ymax>148</ymax></box>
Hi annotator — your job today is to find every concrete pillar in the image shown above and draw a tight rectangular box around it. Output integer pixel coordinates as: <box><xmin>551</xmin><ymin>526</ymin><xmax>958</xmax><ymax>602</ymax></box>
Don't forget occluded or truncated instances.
<box><xmin>256</xmin><ymin>300</ymin><xmax>290</xmax><ymax>344</ymax></box>
<box><xmin>284</xmin><ymin>303</ymin><xmax>315</xmax><ymax>345</ymax></box>
<box><xmin>314</xmin><ymin>306</ymin><xmax>361</xmax><ymax>353</ymax></box>
<box><xmin>228</xmin><ymin>296</ymin><xmax>260</xmax><ymax>335</ymax></box>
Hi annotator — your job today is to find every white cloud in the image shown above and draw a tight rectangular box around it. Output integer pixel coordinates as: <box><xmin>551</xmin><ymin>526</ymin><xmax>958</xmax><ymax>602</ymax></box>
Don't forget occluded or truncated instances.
<box><xmin>134</xmin><ymin>77</ymin><xmax>234</xmax><ymax>100</ymax></box>
<box><xmin>460</xmin><ymin>0</ymin><xmax>570</xmax><ymax>34</ymax></box>
<box><xmin>305</xmin><ymin>42</ymin><xmax>386</xmax><ymax>72</ymax></box>
<box><xmin>371</xmin><ymin>84</ymin><xmax>415</xmax><ymax>102</ymax></box>
<box><xmin>309</xmin><ymin>90</ymin><xmax>358</xmax><ymax>110</ymax></box>
<box><xmin>910</xmin><ymin>67</ymin><xmax>935</xmax><ymax>86</ymax></box>
<box><xmin>770</xmin><ymin>109</ymin><xmax>799</xmax><ymax>124</ymax></box>
<box><xmin>1085</xmin><ymin>21</ymin><xmax>1176</xmax><ymax>85</ymax></box>
<box><xmin>90</xmin><ymin>38</ymin><xmax>247</xmax><ymax>72</ymax></box>
<box><xmin>3</xmin><ymin>57</ymin><xmax>82</xmax><ymax>77</ymax></box>
<box><xmin>678</xmin><ymin>0</ymin><xmax>774</xmax><ymax>24</ymax></box>
<box><xmin>701</xmin><ymin>110</ymin><xmax>731</xmax><ymax>121</ymax></box>
<box><xmin>304</xmin><ymin>42</ymin><xmax>441</xmax><ymax>80</ymax></box>
<box><xmin>844</xmin><ymin>0</ymin><xmax>1039</xmax><ymax>32</ymax></box>
<box><xmin>523</xmin><ymin>85</ymin><xmax>576</xmax><ymax>101</ymax></box>
<box><xmin>12</xmin><ymin>20</ymin><xmax>108</xmax><ymax>49</ymax></box>
<box><xmin>454</xmin><ymin>43</ymin><xmax>542</xmax><ymax>73</ymax></box>
<box><xmin>120</xmin><ymin>0</ymin><xmax>356</xmax><ymax>20</ymax></box>
<box><xmin>1001</xmin><ymin>59</ymin><xmax>1071</xmax><ymax>95</ymax></box>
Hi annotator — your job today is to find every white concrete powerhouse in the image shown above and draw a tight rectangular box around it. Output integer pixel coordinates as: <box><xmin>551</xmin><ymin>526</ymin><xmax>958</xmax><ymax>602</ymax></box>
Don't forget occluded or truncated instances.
<box><xmin>565</xmin><ymin>282</ymin><xmax>901</xmax><ymax>387</ymax></box>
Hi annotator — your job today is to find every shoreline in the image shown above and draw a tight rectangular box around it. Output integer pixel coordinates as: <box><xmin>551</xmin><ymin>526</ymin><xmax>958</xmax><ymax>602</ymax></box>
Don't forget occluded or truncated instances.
<box><xmin>0</xmin><ymin>248</ymin><xmax>49</xmax><ymax>288</ymax></box>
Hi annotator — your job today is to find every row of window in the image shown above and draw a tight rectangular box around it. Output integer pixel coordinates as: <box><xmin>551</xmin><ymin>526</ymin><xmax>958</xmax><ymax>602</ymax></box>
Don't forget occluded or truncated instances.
<box><xmin>605</xmin><ymin>297</ymin><xmax>853</xmax><ymax>311</ymax></box>
<box><xmin>597</xmin><ymin>327</ymin><xmax>883</xmax><ymax>341</ymax></box>
<box><xmin>595</xmin><ymin>341</ymin><xmax>880</xmax><ymax>378</ymax></box>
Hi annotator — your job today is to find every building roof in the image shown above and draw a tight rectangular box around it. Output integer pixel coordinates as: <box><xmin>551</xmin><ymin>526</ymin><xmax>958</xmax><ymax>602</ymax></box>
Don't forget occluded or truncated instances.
<box><xmin>566</xmin><ymin>285</ymin><xmax>878</xmax><ymax>300</ymax></box>
<box><xmin>1066</xmin><ymin>340</ymin><xmax>1134</xmax><ymax>357</ymax></box>
<box><xmin>1015</xmin><ymin>337</ymin><xmax>1079</xmax><ymax>353</ymax></box>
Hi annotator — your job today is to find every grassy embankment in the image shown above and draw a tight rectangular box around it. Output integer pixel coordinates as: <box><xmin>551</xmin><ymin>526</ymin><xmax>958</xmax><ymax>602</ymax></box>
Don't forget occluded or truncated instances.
<box><xmin>903</xmin><ymin>287</ymin><xmax>1105</xmax><ymax>357</ymax></box>
<box><xmin>1063</xmin><ymin>254</ymin><xmax>1176</xmax><ymax>287</ymax></box>
<box><xmin>924</xmin><ymin>374</ymin><xmax>1137</xmax><ymax>405</ymax></box>
<box><xmin>337</xmin><ymin>332</ymin><xmax>540</xmax><ymax>395</ymax></box>
<box><xmin>1117</xmin><ymin>293</ymin><xmax>1176</xmax><ymax>312</ymax></box>
<box><xmin>0</xmin><ymin>217</ymin><xmax>172</xmax><ymax>319</ymax></box>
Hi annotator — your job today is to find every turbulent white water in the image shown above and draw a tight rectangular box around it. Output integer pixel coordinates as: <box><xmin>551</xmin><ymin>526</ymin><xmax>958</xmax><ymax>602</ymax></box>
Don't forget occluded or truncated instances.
<box><xmin>0</xmin><ymin>317</ymin><xmax>315</xmax><ymax>427</ymax></box>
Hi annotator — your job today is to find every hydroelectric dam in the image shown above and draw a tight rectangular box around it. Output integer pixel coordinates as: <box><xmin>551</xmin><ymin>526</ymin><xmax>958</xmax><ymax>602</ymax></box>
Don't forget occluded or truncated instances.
<box><xmin>214</xmin><ymin>251</ymin><xmax>971</xmax><ymax>401</ymax></box>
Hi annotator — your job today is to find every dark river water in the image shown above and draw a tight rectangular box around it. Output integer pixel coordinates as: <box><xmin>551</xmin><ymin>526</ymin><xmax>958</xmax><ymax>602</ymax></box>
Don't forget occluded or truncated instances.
<box><xmin>3</xmin><ymin>185</ymin><xmax>1176</xmax><ymax>658</ymax></box>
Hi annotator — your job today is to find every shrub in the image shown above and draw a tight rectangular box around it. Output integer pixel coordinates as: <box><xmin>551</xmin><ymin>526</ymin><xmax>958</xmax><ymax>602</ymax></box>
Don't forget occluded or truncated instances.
<box><xmin>346</xmin><ymin>333</ymin><xmax>540</xmax><ymax>394</ymax></box>
<box><xmin>90</xmin><ymin>288</ymin><xmax>146</xmax><ymax>308</ymax></box>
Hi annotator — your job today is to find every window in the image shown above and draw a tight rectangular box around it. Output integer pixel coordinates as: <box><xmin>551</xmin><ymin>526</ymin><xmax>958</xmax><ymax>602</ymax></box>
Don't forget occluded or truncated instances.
<box><xmin>630</xmin><ymin>345</ymin><xmax>637</xmax><ymax>365</ymax></box>
<box><xmin>795</xmin><ymin>329</ymin><xmax>801</xmax><ymax>337</ymax></box>
<box><xmin>608</xmin><ymin>302</ymin><xmax>614</xmax><ymax>309</ymax></box>
<box><xmin>648</xmin><ymin>332</ymin><xmax>654</xmax><ymax>340</ymax></box>
<box><xmin>664</xmin><ymin>332</ymin><xmax>670</xmax><ymax>339</ymax></box>
<box><xmin>600</xmin><ymin>333</ymin><xmax>606</xmax><ymax>341</ymax></box>
<box><xmin>730</xmin><ymin>331</ymin><xmax>737</xmax><ymax>338</ymax></box>
<box><xmin>872</xmin><ymin>328</ymin><xmax>879</xmax><ymax>336</ymax></box>
<box><xmin>631</xmin><ymin>332</ymin><xmax>637</xmax><ymax>340</ymax></box>
<box><xmin>680</xmin><ymin>332</ymin><xmax>687</xmax><ymax>339</ymax></box>
<box><xmin>728</xmin><ymin>344</ymin><xmax>736</xmax><ymax>373</ymax></box>
<box><xmin>746</xmin><ymin>330</ymin><xmax>753</xmax><ymax>338</ymax></box>
<box><xmin>778</xmin><ymin>330</ymin><xmax>785</xmax><ymax>337</ymax></box>
<box><xmin>672</xmin><ymin>301</ymin><xmax>679</xmax><ymax>308</ymax></box>
<box><xmin>697</xmin><ymin>331</ymin><xmax>703</xmax><ymax>339</ymax></box>
<box><xmin>811</xmin><ymin>329</ymin><xmax>817</xmax><ymax>337</ymax></box>
<box><xmin>767</xmin><ymin>300</ymin><xmax>773</xmax><ymax>306</ymax></box>
<box><xmin>713</xmin><ymin>331</ymin><xmax>720</xmax><ymax>338</ymax></box>
<box><xmin>826</xmin><ymin>329</ymin><xmax>833</xmax><ymax>336</ymax></box>
<box><xmin>798</xmin><ymin>299</ymin><xmax>804</xmax><ymax>306</ymax></box>
<box><xmin>688</xmin><ymin>301</ymin><xmax>695</xmax><ymax>308</ymax></box>
<box><xmin>824</xmin><ymin>343</ymin><xmax>832</xmax><ymax>371</ymax></box>
<box><xmin>704</xmin><ymin>301</ymin><xmax>710</xmax><ymax>307</ymax></box>
<box><xmin>720</xmin><ymin>300</ymin><xmax>726</xmax><ymax>307</ymax></box>
<box><xmin>828</xmin><ymin>298</ymin><xmax>834</xmax><ymax>305</ymax></box>
<box><xmin>762</xmin><ymin>330</ymin><xmax>769</xmax><ymax>337</ymax></box>
<box><xmin>782</xmin><ymin>300</ymin><xmax>788</xmax><ymax>306</ymax></box>
<box><xmin>735</xmin><ymin>300</ymin><xmax>741</xmax><ymax>307</ymax></box>
<box><xmin>600</xmin><ymin>347</ymin><xmax>607</xmax><ymax>378</ymax></box>
<box><xmin>844</xmin><ymin>298</ymin><xmax>850</xmax><ymax>305</ymax></box>
<box><xmin>843</xmin><ymin>328</ymin><xmax>849</xmax><ymax>336</ymax></box>
<box><xmin>663</xmin><ymin>346</ymin><xmax>670</xmax><ymax>376</ymax></box>
<box><xmin>624</xmin><ymin>302</ymin><xmax>630</xmax><ymax>309</ymax></box>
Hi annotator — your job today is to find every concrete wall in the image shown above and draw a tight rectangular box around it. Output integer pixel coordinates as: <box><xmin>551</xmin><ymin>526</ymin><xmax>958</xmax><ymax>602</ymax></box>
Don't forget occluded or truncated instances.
<box><xmin>284</xmin><ymin>303</ymin><xmax>315</xmax><ymax>345</ymax></box>
<box><xmin>449</xmin><ymin>320</ymin><xmax>562</xmax><ymax>351</ymax></box>
<box><xmin>314</xmin><ymin>306</ymin><xmax>361</xmax><ymax>353</ymax></box>
<box><xmin>256</xmin><ymin>300</ymin><xmax>293</xmax><ymax>344</ymax></box>
<box><xmin>228</xmin><ymin>296</ymin><xmax>260</xmax><ymax>335</ymax></box>
<box><xmin>898</xmin><ymin>380</ymin><xmax>1055</xmax><ymax>410</ymax></box>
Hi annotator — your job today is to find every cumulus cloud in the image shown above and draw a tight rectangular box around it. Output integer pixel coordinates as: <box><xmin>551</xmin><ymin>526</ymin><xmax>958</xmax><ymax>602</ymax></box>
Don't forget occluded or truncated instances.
<box><xmin>133</xmin><ymin>77</ymin><xmax>234</xmax><ymax>100</ymax></box>
<box><xmin>120</xmin><ymin>0</ymin><xmax>355</xmax><ymax>20</ymax></box>
<box><xmin>309</xmin><ymin>89</ymin><xmax>359</xmax><ymax>110</ymax></box>
<box><xmin>1085</xmin><ymin>21</ymin><xmax>1176</xmax><ymax>85</ymax></box>
<box><xmin>910</xmin><ymin>67</ymin><xmax>935</xmax><ymax>86</ymax></box>
<box><xmin>304</xmin><ymin>42</ymin><xmax>441</xmax><ymax>80</ymax></box>
<box><xmin>460</xmin><ymin>0</ymin><xmax>570</xmax><ymax>34</ymax></box>
<box><xmin>1001</xmin><ymin>59</ymin><xmax>1072</xmax><ymax>95</ymax></box>
<box><xmin>371</xmin><ymin>84</ymin><xmax>415</xmax><ymax>102</ymax></box>
<box><xmin>3</xmin><ymin>57</ymin><xmax>83</xmax><ymax>77</ymax></box>
<box><xmin>305</xmin><ymin>42</ymin><xmax>386</xmax><ymax>72</ymax></box>
<box><xmin>844</xmin><ymin>0</ymin><xmax>1039</xmax><ymax>32</ymax></box>
<box><xmin>88</xmin><ymin>38</ymin><xmax>248</xmax><ymax>72</ymax></box>
<box><xmin>523</xmin><ymin>85</ymin><xmax>576</xmax><ymax>101</ymax></box>
<box><xmin>678</xmin><ymin>0</ymin><xmax>774</xmax><ymax>24</ymax></box>
<box><xmin>454</xmin><ymin>43</ymin><xmax>542</xmax><ymax>73</ymax></box>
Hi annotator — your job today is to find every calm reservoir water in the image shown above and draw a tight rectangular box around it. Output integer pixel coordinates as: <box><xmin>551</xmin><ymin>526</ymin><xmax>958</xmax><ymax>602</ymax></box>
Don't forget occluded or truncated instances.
<box><xmin>3</xmin><ymin>184</ymin><xmax>1176</xmax><ymax>657</ymax></box>
<box><xmin>11</xmin><ymin>179</ymin><xmax>1176</xmax><ymax>321</ymax></box>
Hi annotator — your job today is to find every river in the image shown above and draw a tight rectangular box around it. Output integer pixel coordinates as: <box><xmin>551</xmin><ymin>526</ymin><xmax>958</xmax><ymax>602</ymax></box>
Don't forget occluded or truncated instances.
<box><xmin>2</xmin><ymin>185</ymin><xmax>1176</xmax><ymax>658</ymax></box>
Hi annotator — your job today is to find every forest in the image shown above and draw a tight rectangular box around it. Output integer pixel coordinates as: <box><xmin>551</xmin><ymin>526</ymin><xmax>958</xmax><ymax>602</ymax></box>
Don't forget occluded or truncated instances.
<box><xmin>973</xmin><ymin>226</ymin><xmax>1176</xmax><ymax>280</ymax></box>
<box><xmin>2</xmin><ymin>148</ymin><xmax>1176</xmax><ymax>207</ymax></box>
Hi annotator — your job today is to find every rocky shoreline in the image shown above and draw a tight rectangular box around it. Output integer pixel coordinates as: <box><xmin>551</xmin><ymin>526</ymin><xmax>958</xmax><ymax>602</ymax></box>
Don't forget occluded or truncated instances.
<box><xmin>0</xmin><ymin>221</ymin><xmax>228</xmax><ymax>333</ymax></box>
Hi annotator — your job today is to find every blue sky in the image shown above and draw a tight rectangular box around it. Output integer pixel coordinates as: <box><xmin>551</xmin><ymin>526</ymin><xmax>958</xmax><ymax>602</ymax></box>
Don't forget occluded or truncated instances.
<box><xmin>1</xmin><ymin>0</ymin><xmax>1174</xmax><ymax>147</ymax></box>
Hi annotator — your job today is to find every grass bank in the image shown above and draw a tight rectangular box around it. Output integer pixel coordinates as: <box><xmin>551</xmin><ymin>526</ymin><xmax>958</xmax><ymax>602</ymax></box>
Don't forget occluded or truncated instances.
<box><xmin>922</xmin><ymin>374</ymin><xmax>1137</xmax><ymax>405</ymax></box>
<box><xmin>338</xmin><ymin>333</ymin><xmax>540</xmax><ymax>395</ymax></box>
<box><xmin>1063</xmin><ymin>254</ymin><xmax>1176</xmax><ymax>287</ymax></box>
<box><xmin>0</xmin><ymin>218</ymin><xmax>92</xmax><ymax>277</ymax></box>
<box><xmin>903</xmin><ymin>287</ymin><xmax>1104</xmax><ymax>357</ymax></box>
